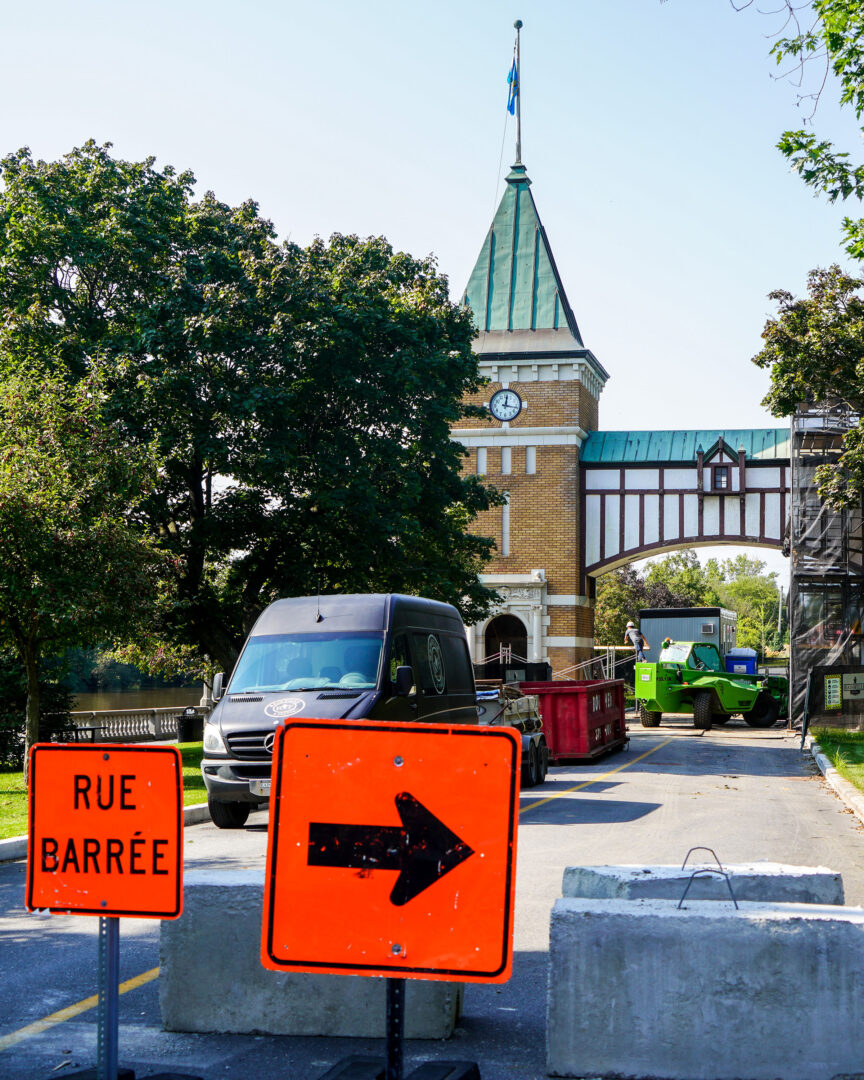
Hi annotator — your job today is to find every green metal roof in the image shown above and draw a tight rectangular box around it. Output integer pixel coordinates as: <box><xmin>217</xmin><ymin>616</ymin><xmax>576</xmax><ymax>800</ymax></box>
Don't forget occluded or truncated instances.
<box><xmin>581</xmin><ymin>429</ymin><xmax>791</xmax><ymax>464</ymax></box>
<box><xmin>462</xmin><ymin>164</ymin><xmax>584</xmax><ymax>345</ymax></box>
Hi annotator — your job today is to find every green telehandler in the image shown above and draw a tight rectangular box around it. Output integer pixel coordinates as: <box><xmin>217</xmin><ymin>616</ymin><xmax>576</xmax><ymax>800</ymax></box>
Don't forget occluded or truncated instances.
<box><xmin>634</xmin><ymin>641</ymin><xmax>788</xmax><ymax>732</ymax></box>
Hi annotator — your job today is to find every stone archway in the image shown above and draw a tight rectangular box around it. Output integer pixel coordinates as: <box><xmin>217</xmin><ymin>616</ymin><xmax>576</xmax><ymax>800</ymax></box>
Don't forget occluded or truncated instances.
<box><xmin>484</xmin><ymin>613</ymin><xmax>528</xmax><ymax>664</ymax></box>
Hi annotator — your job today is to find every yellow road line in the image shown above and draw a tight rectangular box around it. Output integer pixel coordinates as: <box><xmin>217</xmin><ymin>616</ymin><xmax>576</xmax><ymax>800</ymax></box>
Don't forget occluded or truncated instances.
<box><xmin>519</xmin><ymin>736</ymin><xmax>673</xmax><ymax>814</ymax></box>
<box><xmin>5</xmin><ymin>735</ymin><xmax>671</xmax><ymax>1051</ymax></box>
<box><xmin>0</xmin><ymin>966</ymin><xmax>159</xmax><ymax>1053</ymax></box>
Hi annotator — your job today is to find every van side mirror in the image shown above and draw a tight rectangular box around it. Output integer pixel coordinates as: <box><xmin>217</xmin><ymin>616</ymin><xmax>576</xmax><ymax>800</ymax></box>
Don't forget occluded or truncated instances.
<box><xmin>394</xmin><ymin>666</ymin><xmax>414</xmax><ymax>697</ymax></box>
<box><xmin>212</xmin><ymin>672</ymin><xmax>224</xmax><ymax>701</ymax></box>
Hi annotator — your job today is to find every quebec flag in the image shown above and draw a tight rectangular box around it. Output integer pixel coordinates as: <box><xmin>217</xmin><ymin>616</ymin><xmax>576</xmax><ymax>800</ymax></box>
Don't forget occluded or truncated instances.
<box><xmin>507</xmin><ymin>59</ymin><xmax>519</xmax><ymax>115</ymax></box>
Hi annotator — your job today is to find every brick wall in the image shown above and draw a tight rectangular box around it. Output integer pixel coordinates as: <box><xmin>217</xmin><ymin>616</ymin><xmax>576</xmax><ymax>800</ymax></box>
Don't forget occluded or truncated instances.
<box><xmin>454</xmin><ymin>380</ymin><xmax>588</xmax><ymax>431</ymax></box>
<box><xmin>457</xmin><ymin>377</ymin><xmax>599</xmax><ymax>669</ymax></box>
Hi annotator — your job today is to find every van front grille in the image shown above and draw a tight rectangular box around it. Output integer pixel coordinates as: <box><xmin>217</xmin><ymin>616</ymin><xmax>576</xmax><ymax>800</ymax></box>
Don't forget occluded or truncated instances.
<box><xmin>225</xmin><ymin>730</ymin><xmax>272</xmax><ymax>759</ymax></box>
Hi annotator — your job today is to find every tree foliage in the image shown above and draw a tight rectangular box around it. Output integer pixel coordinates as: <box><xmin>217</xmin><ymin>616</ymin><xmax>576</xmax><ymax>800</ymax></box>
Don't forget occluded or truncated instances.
<box><xmin>593</xmin><ymin>552</ymin><xmax>717</xmax><ymax>645</ymax></box>
<box><xmin>0</xmin><ymin>368</ymin><xmax>167</xmax><ymax>772</ymax></box>
<box><xmin>705</xmin><ymin>554</ymin><xmax>784</xmax><ymax>652</ymax></box>
<box><xmin>0</xmin><ymin>650</ymin><xmax>73</xmax><ymax>769</ymax></box>
<box><xmin>594</xmin><ymin>550</ymin><xmax>783</xmax><ymax>654</ymax></box>
<box><xmin>0</xmin><ymin>142</ymin><xmax>502</xmax><ymax>673</ymax></box>
<box><xmin>723</xmin><ymin>4</ymin><xmax>864</xmax><ymax>505</ymax></box>
<box><xmin>732</xmin><ymin>1</ymin><xmax>864</xmax><ymax>256</ymax></box>
<box><xmin>753</xmin><ymin>264</ymin><xmax>864</xmax><ymax>506</ymax></box>
<box><xmin>643</xmin><ymin>550</ymin><xmax>718</xmax><ymax>608</ymax></box>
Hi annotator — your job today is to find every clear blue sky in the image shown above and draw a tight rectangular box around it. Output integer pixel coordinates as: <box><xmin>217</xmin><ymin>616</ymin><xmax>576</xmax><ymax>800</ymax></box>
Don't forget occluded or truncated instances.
<box><xmin>5</xmin><ymin>0</ymin><xmax>856</xmax><ymax>583</ymax></box>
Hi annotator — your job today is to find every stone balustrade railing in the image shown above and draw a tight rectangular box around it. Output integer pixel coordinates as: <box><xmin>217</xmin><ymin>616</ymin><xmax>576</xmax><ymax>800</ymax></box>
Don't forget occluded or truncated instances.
<box><xmin>69</xmin><ymin>705</ymin><xmax>209</xmax><ymax>743</ymax></box>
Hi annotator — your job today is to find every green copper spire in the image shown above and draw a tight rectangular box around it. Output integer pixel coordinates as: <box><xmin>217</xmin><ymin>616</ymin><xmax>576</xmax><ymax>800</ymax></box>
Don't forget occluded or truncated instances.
<box><xmin>462</xmin><ymin>163</ymin><xmax>585</xmax><ymax>350</ymax></box>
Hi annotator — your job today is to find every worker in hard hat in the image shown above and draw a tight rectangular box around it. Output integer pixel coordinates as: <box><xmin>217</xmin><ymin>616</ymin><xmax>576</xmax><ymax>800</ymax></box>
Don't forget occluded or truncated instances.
<box><xmin>623</xmin><ymin>620</ymin><xmax>649</xmax><ymax>662</ymax></box>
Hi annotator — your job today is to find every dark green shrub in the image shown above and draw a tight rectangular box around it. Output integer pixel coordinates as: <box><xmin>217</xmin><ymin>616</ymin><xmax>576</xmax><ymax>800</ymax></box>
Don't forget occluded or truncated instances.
<box><xmin>0</xmin><ymin>653</ymin><xmax>75</xmax><ymax>768</ymax></box>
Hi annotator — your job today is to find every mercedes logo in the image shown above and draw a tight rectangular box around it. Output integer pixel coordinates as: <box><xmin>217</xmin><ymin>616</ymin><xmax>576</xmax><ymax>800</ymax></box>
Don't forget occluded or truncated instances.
<box><xmin>263</xmin><ymin>732</ymin><xmax>276</xmax><ymax>755</ymax></box>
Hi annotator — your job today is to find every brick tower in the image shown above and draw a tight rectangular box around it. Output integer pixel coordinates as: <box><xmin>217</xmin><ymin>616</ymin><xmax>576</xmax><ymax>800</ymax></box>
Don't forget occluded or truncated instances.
<box><xmin>452</xmin><ymin>161</ymin><xmax>608</xmax><ymax>676</ymax></box>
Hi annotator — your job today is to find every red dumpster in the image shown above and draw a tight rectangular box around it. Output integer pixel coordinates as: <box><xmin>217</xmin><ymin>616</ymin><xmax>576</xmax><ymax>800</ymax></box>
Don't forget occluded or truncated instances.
<box><xmin>519</xmin><ymin>679</ymin><xmax>628</xmax><ymax>762</ymax></box>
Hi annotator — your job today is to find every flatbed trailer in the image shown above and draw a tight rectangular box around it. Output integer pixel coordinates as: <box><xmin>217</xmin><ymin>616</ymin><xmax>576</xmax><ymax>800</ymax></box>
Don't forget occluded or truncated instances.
<box><xmin>476</xmin><ymin>680</ymin><xmax>549</xmax><ymax>788</ymax></box>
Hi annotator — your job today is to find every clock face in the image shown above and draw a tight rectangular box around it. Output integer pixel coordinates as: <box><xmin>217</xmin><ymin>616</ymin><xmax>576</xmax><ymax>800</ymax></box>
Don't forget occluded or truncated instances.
<box><xmin>489</xmin><ymin>389</ymin><xmax>522</xmax><ymax>422</ymax></box>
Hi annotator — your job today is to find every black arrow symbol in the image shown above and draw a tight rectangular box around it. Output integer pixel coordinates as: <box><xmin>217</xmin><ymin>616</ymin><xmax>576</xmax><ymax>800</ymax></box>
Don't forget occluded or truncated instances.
<box><xmin>308</xmin><ymin>791</ymin><xmax>475</xmax><ymax>906</ymax></box>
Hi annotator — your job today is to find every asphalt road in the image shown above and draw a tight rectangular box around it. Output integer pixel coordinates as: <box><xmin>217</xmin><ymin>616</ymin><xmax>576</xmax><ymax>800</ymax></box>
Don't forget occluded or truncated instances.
<box><xmin>3</xmin><ymin>718</ymin><xmax>864</xmax><ymax>1080</ymax></box>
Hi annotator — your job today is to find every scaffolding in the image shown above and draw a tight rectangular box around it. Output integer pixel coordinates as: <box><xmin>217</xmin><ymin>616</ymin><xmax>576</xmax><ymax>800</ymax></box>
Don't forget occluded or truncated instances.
<box><xmin>790</xmin><ymin>401</ymin><xmax>864</xmax><ymax>726</ymax></box>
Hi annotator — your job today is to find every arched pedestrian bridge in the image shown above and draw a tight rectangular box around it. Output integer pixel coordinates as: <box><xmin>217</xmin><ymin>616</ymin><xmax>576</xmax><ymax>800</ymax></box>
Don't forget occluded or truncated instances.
<box><xmin>581</xmin><ymin>428</ymin><xmax>790</xmax><ymax>577</ymax></box>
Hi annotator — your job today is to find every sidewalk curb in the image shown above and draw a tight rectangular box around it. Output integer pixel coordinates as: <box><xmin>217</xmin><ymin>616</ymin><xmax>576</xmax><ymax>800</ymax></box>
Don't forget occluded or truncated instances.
<box><xmin>806</xmin><ymin>735</ymin><xmax>864</xmax><ymax>825</ymax></box>
<box><xmin>0</xmin><ymin>801</ymin><xmax>212</xmax><ymax>864</ymax></box>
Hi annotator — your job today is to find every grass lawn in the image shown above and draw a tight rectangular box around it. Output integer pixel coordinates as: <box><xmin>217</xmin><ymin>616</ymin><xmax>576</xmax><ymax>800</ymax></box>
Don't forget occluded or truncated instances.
<box><xmin>811</xmin><ymin>728</ymin><xmax>864</xmax><ymax>793</ymax></box>
<box><xmin>0</xmin><ymin>742</ymin><xmax>206</xmax><ymax>841</ymax></box>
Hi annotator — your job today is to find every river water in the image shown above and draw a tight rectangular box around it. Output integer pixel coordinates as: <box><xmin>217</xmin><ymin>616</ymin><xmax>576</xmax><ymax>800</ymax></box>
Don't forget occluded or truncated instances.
<box><xmin>72</xmin><ymin>687</ymin><xmax>204</xmax><ymax>712</ymax></box>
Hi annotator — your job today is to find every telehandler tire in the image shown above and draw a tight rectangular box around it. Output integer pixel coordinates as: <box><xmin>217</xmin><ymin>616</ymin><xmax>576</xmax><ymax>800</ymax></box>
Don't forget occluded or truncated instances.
<box><xmin>745</xmin><ymin>692</ymin><xmax>780</xmax><ymax>729</ymax></box>
<box><xmin>639</xmin><ymin>701</ymin><xmax>662</xmax><ymax>728</ymax></box>
<box><xmin>693</xmin><ymin>692</ymin><xmax>713</xmax><ymax>731</ymax></box>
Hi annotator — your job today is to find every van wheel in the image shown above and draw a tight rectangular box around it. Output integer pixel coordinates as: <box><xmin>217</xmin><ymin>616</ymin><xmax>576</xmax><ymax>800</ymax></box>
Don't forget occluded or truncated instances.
<box><xmin>522</xmin><ymin>744</ymin><xmax>540</xmax><ymax>788</ymax></box>
<box><xmin>693</xmin><ymin>692</ymin><xmax>713</xmax><ymax>731</ymax></box>
<box><xmin>208</xmin><ymin>798</ymin><xmax>251</xmax><ymax>829</ymax></box>
<box><xmin>639</xmin><ymin>702</ymin><xmax>662</xmax><ymax>727</ymax></box>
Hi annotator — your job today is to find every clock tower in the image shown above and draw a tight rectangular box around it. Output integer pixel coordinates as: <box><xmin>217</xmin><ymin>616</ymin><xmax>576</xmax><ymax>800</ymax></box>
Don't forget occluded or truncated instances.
<box><xmin>452</xmin><ymin>161</ymin><xmax>609</xmax><ymax>676</ymax></box>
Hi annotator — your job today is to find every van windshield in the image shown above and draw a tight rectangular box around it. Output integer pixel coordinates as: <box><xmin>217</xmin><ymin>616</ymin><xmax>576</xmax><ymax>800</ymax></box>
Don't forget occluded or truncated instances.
<box><xmin>229</xmin><ymin>632</ymin><xmax>385</xmax><ymax>692</ymax></box>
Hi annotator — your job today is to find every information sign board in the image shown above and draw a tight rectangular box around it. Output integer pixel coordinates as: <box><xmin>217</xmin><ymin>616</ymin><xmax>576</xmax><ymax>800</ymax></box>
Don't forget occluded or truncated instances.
<box><xmin>825</xmin><ymin>674</ymin><xmax>843</xmax><ymax>711</ymax></box>
<box><xmin>261</xmin><ymin>719</ymin><xmax>519</xmax><ymax>982</ymax></box>
<box><xmin>26</xmin><ymin>744</ymin><xmax>183</xmax><ymax>918</ymax></box>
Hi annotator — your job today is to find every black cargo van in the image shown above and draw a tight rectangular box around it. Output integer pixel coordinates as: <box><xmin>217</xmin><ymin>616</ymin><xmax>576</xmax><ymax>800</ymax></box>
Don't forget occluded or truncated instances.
<box><xmin>201</xmin><ymin>594</ymin><xmax>477</xmax><ymax>828</ymax></box>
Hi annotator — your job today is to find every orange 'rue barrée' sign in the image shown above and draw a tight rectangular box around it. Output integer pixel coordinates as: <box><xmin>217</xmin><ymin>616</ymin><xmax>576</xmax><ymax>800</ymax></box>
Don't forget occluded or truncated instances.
<box><xmin>26</xmin><ymin>744</ymin><xmax>183</xmax><ymax>919</ymax></box>
<box><xmin>261</xmin><ymin>719</ymin><xmax>520</xmax><ymax>982</ymax></box>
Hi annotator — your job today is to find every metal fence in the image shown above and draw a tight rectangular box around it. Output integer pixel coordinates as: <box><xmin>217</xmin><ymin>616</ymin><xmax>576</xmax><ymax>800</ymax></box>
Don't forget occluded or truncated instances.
<box><xmin>68</xmin><ymin>706</ymin><xmax>209</xmax><ymax>743</ymax></box>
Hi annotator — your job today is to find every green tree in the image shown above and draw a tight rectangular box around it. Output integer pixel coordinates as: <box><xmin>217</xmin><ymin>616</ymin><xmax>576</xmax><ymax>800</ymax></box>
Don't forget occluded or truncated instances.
<box><xmin>594</xmin><ymin>553</ymin><xmax>716</xmax><ymax>645</ymax></box>
<box><xmin>753</xmin><ymin>265</ymin><xmax>864</xmax><ymax>506</ymax></box>
<box><xmin>730</xmin><ymin>0</ymin><xmax>864</xmax><ymax>258</ymax></box>
<box><xmin>595</xmin><ymin>551</ymin><xmax>784</xmax><ymax>655</ymax></box>
<box><xmin>705</xmin><ymin>554</ymin><xmax>783</xmax><ymax>654</ymax></box>
<box><xmin>593</xmin><ymin>567</ymin><xmax>648</xmax><ymax>646</ymax></box>
<box><xmin>0</xmin><ymin>369</ymin><xmax>167</xmax><ymax>776</ymax></box>
<box><xmin>0</xmin><ymin>143</ymin><xmax>501</xmax><ymax>672</ymax></box>
<box><xmin>758</xmin><ymin>0</ymin><xmax>864</xmax><ymax>259</ymax></box>
<box><xmin>644</xmin><ymin>550</ymin><xmax>718</xmax><ymax>608</ymax></box>
<box><xmin>723</xmin><ymin>4</ymin><xmax>864</xmax><ymax>505</ymax></box>
<box><xmin>0</xmin><ymin>649</ymin><xmax>74</xmax><ymax>769</ymax></box>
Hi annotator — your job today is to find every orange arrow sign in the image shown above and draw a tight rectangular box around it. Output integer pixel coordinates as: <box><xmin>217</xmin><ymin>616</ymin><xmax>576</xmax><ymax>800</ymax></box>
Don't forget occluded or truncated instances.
<box><xmin>308</xmin><ymin>791</ymin><xmax>475</xmax><ymax>906</ymax></box>
<box><xmin>261</xmin><ymin>719</ymin><xmax>520</xmax><ymax>982</ymax></box>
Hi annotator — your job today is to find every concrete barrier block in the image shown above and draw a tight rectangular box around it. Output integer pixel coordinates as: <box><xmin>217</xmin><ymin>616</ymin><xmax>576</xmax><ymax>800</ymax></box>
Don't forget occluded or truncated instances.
<box><xmin>548</xmin><ymin>898</ymin><xmax>864</xmax><ymax>1080</ymax></box>
<box><xmin>159</xmin><ymin>870</ymin><xmax>463</xmax><ymax>1038</ymax></box>
<box><xmin>562</xmin><ymin>862</ymin><xmax>844</xmax><ymax>904</ymax></box>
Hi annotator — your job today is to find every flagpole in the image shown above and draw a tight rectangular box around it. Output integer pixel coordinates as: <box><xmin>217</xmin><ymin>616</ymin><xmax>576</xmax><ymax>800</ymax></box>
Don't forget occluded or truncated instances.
<box><xmin>514</xmin><ymin>19</ymin><xmax>523</xmax><ymax>164</ymax></box>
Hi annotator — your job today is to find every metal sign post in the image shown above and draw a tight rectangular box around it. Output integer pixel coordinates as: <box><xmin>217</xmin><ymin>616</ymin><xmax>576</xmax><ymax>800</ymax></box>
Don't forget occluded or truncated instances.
<box><xmin>385</xmin><ymin>978</ymin><xmax>405</xmax><ymax>1080</ymax></box>
<box><xmin>96</xmin><ymin>916</ymin><xmax>120</xmax><ymax>1080</ymax></box>
<box><xmin>26</xmin><ymin>743</ymin><xmax>189</xmax><ymax>1080</ymax></box>
<box><xmin>263</xmin><ymin>718</ymin><xmax>519</xmax><ymax>1080</ymax></box>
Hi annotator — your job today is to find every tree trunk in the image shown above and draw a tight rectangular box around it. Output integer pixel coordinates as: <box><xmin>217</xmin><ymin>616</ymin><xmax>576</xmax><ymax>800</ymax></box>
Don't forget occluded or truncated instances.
<box><xmin>22</xmin><ymin>645</ymin><xmax>41</xmax><ymax>786</ymax></box>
